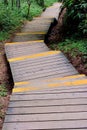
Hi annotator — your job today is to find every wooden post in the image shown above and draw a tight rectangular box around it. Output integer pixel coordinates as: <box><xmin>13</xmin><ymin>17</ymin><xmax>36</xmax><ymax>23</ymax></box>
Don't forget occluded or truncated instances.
<box><xmin>27</xmin><ymin>0</ymin><xmax>31</xmax><ymax>19</ymax></box>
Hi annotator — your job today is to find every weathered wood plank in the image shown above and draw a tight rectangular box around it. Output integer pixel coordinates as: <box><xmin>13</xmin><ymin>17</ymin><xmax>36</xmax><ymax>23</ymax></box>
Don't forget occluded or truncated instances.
<box><xmin>10</xmin><ymin>92</ymin><xmax>87</xmax><ymax>101</ymax></box>
<box><xmin>6</xmin><ymin>48</ymin><xmax>49</xmax><ymax>59</ymax></box>
<box><xmin>10</xmin><ymin>56</ymin><xmax>69</xmax><ymax>69</ymax></box>
<box><xmin>12</xmin><ymin>67</ymin><xmax>77</xmax><ymax>82</ymax></box>
<box><xmin>9</xmin><ymin>53</ymin><xmax>68</xmax><ymax>65</ymax></box>
<box><xmin>13</xmin><ymin>86</ymin><xmax>87</xmax><ymax>94</ymax></box>
<box><xmin>9</xmin><ymin>98</ymin><xmax>87</xmax><ymax>107</ymax></box>
<box><xmin>2</xmin><ymin>120</ymin><xmax>87</xmax><ymax>130</ymax></box>
<box><xmin>6</xmin><ymin>105</ymin><xmax>87</xmax><ymax>115</ymax></box>
<box><xmin>5</xmin><ymin>112</ymin><xmax>87</xmax><ymax>122</ymax></box>
<box><xmin>11</xmin><ymin>63</ymin><xmax>74</xmax><ymax>74</ymax></box>
<box><xmin>13</xmin><ymin>34</ymin><xmax>45</xmax><ymax>42</ymax></box>
<box><xmin>11</xmin><ymin>66</ymin><xmax>77</xmax><ymax>77</ymax></box>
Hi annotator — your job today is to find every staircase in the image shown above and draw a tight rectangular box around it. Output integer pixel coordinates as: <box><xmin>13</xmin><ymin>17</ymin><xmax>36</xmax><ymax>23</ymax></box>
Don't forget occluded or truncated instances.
<box><xmin>2</xmin><ymin>3</ymin><xmax>87</xmax><ymax>130</ymax></box>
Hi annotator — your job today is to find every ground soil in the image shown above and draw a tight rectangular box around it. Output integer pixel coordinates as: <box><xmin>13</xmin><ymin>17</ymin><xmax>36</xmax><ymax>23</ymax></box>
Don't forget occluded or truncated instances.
<box><xmin>0</xmin><ymin>43</ymin><xmax>13</xmax><ymax>130</ymax></box>
<box><xmin>66</xmin><ymin>53</ymin><xmax>87</xmax><ymax>75</ymax></box>
<box><xmin>47</xmin><ymin>7</ymin><xmax>87</xmax><ymax>76</ymax></box>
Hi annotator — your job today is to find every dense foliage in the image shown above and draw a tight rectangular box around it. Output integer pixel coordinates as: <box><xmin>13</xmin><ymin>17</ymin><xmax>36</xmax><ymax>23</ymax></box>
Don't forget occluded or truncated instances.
<box><xmin>0</xmin><ymin>0</ymin><xmax>58</xmax><ymax>41</ymax></box>
<box><xmin>49</xmin><ymin>0</ymin><xmax>87</xmax><ymax>74</ymax></box>
<box><xmin>62</xmin><ymin>0</ymin><xmax>87</xmax><ymax>37</ymax></box>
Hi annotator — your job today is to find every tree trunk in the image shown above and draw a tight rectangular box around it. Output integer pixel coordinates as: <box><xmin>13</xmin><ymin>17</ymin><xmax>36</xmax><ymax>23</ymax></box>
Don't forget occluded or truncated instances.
<box><xmin>16</xmin><ymin>0</ymin><xmax>21</xmax><ymax>9</ymax></box>
<box><xmin>11</xmin><ymin>0</ymin><xmax>14</xmax><ymax>9</ymax></box>
<box><xmin>4</xmin><ymin>0</ymin><xmax>8</xmax><ymax>5</ymax></box>
<box><xmin>27</xmin><ymin>0</ymin><xmax>31</xmax><ymax>18</ymax></box>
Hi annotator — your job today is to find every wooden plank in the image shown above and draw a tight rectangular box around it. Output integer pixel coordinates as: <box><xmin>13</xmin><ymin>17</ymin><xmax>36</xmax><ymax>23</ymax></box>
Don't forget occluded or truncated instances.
<box><xmin>2</xmin><ymin>120</ymin><xmax>87</xmax><ymax>130</ymax></box>
<box><xmin>5</xmin><ymin>40</ymin><xmax>44</xmax><ymax>46</ymax></box>
<box><xmin>13</xmin><ymin>85</ymin><xmax>87</xmax><ymax>94</ymax></box>
<box><xmin>5</xmin><ymin>112</ymin><xmax>87</xmax><ymax>122</ymax></box>
<box><xmin>11</xmin><ymin>66</ymin><xmax>77</xmax><ymax>78</ymax></box>
<box><xmin>6</xmin><ymin>48</ymin><xmax>49</xmax><ymax>59</ymax></box>
<box><xmin>9</xmin><ymin>53</ymin><xmax>68</xmax><ymax>65</ymax></box>
<box><xmin>13</xmin><ymin>33</ymin><xmax>45</xmax><ymax>42</ymax></box>
<box><xmin>13</xmin><ymin>75</ymin><xmax>86</xmax><ymax>88</ymax></box>
<box><xmin>8</xmin><ymin>51</ymin><xmax>61</xmax><ymax>62</ymax></box>
<box><xmin>7</xmin><ymin>48</ymin><xmax>49</xmax><ymax>56</ymax></box>
<box><xmin>10</xmin><ymin>56</ymin><xmax>69</xmax><ymax>69</ymax></box>
<box><xmin>11</xmin><ymin>67</ymin><xmax>77</xmax><ymax>82</ymax></box>
<box><xmin>21</xmin><ymin>28</ymin><xmax>49</xmax><ymax>33</ymax></box>
<box><xmin>11</xmin><ymin>62</ymin><xmax>74</xmax><ymax>73</ymax></box>
<box><xmin>11</xmin><ymin>61</ymin><xmax>75</xmax><ymax>74</ymax></box>
<box><xmin>7</xmin><ymin>105</ymin><xmax>87</xmax><ymax>115</ymax></box>
<box><xmin>13</xmin><ymin>74</ymin><xmax>85</xmax><ymax>85</ymax></box>
<box><xmin>33</xmin><ymin>17</ymin><xmax>53</xmax><ymax>20</ymax></box>
<box><xmin>5</xmin><ymin>43</ymin><xmax>47</xmax><ymax>51</ymax></box>
<box><xmin>11</xmin><ymin>57</ymin><xmax>70</xmax><ymax>68</ymax></box>
<box><xmin>9</xmin><ymin>98</ymin><xmax>87</xmax><ymax>107</ymax></box>
<box><xmin>16</xmin><ymin>31</ymin><xmax>46</xmax><ymax>34</ymax></box>
<box><xmin>13</xmin><ymin>86</ymin><xmax>87</xmax><ymax>94</ymax></box>
<box><xmin>5</xmin><ymin>44</ymin><xmax>48</xmax><ymax>52</ymax></box>
<box><xmin>12</xmin><ymin>71</ymin><xmax>77</xmax><ymax>82</ymax></box>
<box><xmin>11</xmin><ymin>57</ymin><xmax>68</xmax><ymax>69</ymax></box>
<box><xmin>10</xmin><ymin>92</ymin><xmax>87</xmax><ymax>101</ymax></box>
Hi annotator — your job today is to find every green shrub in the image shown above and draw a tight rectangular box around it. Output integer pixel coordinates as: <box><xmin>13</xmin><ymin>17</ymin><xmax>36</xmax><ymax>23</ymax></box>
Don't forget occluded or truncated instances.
<box><xmin>45</xmin><ymin>0</ymin><xmax>59</xmax><ymax>7</ymax></box>
<box><xmin>50</xmin><ymin>39</ymin><xmax>87</xmax><ymax>57</ymax></box>
<box><xmin>0</xmin><ymin>84</ymin><xmax>7</xmax><ymax>97</ymax></box>
<box><xmin>63</xmin><ymin>0</ymin><xmax>87</xmax><ymax>37</ymax></box>
<box><xmin>0</xmin><ymin>3</ymin><xmax>23</xmax><ymax>32</ymax></box>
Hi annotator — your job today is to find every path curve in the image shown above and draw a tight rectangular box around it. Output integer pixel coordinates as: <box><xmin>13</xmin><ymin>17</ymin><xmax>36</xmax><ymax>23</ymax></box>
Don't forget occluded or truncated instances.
<box><xmin>2</xmin><ymin>2</ymin><xmax>87</xmax><ymax>130</ymax></box>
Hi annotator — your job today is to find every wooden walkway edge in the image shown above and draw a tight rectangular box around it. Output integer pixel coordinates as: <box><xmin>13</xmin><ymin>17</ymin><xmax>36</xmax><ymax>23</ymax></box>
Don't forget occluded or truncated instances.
<box><xmin>2</xmin><ymin>2</ymin><xmax>87</xmax><ymax>130</ymax></box>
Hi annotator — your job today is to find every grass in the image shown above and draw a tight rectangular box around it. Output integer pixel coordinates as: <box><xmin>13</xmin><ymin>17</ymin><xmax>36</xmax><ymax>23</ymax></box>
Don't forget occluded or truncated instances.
<box><xmin>0</xmin><ymin>84</ymin><xmax>8</xmax><ymax>97</ymax></box>
<box><xmin>50</xmin><ymin>39</ymin><xmax>87</xmax><ymax>57</ymax></box>
<box><xmin>30</xmin><ymin>2</ymin><xmax>43</xmax><ymax>18</ymax></box>
<box><xmin>0</xmin><ymin>32</ymin><xmax>9</xmax><ymax>41</ymax></box>
<box><xmin>45</xmin><ymin>0</ymin><xmax>59</xmax><ymax>7</ymax></box>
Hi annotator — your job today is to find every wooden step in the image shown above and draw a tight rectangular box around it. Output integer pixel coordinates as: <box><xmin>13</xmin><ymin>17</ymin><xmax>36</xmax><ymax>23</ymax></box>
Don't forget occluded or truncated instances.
<box><xmin>2</xmin><ymin>120</ymin><xmax>87</xmax><ymax>130</ymax></box>
<box><xmin>5</xmin><ymin>41</ymin><xmax>49</xmax><ymax>59</ymax></box>
<box><xmin>13</xmin><ymin>33</ymin><xmax>45</xmax><ymax>42</ymax></box>
<box><xmin>12</xmin><ymin>76</ymin><xmax>87</xmax><ymax>93</ymax></box>
<box><xmin>7</xmin><ymin>51</ymin><xmax>78</xmax><ymax>82</ymax></box>
<box><xmin>2</xmin><ymin>2</ymin><xmax>87</xmax><ymax>130</ymax></box>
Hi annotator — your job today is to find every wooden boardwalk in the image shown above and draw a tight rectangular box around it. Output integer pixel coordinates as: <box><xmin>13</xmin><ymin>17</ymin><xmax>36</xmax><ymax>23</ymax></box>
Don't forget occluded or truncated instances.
<box><xmin>2</xmin><ymin>3</ymin><xmax>87</xmax><ymax>130</ymax></box>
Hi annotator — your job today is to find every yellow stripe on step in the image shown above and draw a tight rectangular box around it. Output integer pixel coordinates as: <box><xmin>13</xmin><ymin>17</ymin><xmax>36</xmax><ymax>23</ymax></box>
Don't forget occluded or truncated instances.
<box><xmin>48</xmin><ymin>79</ymin><xmax>87</xmax><ymax>87</ymax></box>
<box><xmin>16</xmin><ymin>32</ymin><xmax>46</xmax><ymax>36</ymax></box>
<box><xmin>15</xmin><ymin>81</ymin><xmax>29</xmax><ymax>86</ymax></box>
<box><xmin>13</xmin><ymin>79</ymin><xmax>87</xmax><ymax>93</ymax></box>
<box><xmin>33</xmin><ymin>17</ymin><xmax>53</xmax><ymax>19</ymax></box>
<box><xmin>13</xmin><ymin>86</ymin><xmax>39</xmax><ymax>93</ymax></box>
<box><xmin>8</xmin><ymin>51</ymin><xmax>61</xmax><ymax>62</ymax></box>
<box><xmin>46</xmin><ymin>74</ymin><xmax>85</xmax><ymax>81</ymax></box>
<box><xmin>5</xmin><ymin>40</ymin><xmax>44</xmax><ymax>45</ymax></box>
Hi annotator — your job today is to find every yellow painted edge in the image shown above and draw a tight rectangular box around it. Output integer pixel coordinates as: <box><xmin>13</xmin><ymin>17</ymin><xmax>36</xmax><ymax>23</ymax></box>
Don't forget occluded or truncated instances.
<box><xmin>13</xmin><ymin>79</ymin><xmax>87</xmax><ymax>93</ymax></box>
<box><xmin>33</xmin><ymin>18</ymin><xmax>52</xmax><ymax>21</ymax></box>
<box><xmin>48</xmin><ymin>79</ymin><xmax>87</xmax><ymax>88</ymax></box>
<box><xmin>46</xmin><ymin>74</ymin><xmax>85</xmax><ymax>81</ymax></box>
<box><xmin>16</xmin><ymin>32</ymin><xmax>46</xmax><ymax>36</ymax></box>
<box><xmin>8</xmin><ymin>51</ymin><xmax>61</xmax><ymax>62</ymax></box>
<box><xmin>33</xmin><ymin>17</ymin><xmax>53</xmax><ymax>19</ymax></box>
<box><xmin>14</xmin><ymin>74</ymin><xmax>85</xmax><ymax>86</ymax></box>
<box><xmin>14</xmin><ymin>81</ymin><xmax>29</xmax><ymax>86</ymax></box>
<box><xmin>42</xmin><ymin>16</ymin><xmax>54</xmax><ymax>18</ymax></box>
<box><xmin>5</xmin><ymin>40</ymin><xmax>44</xmax><ymax>46</ymax></box>
<box><xmin>13</xmin><ymin>86</ymin><xmax>39</xmax><ymax>93</ymax></box>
